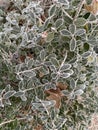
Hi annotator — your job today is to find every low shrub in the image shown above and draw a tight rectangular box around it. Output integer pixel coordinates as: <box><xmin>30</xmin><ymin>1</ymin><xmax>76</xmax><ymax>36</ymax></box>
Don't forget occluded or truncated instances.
<box><xmin>0</xmin><ymin>0</ymin><xmax>98</xmax><ymax>129</ymax></box>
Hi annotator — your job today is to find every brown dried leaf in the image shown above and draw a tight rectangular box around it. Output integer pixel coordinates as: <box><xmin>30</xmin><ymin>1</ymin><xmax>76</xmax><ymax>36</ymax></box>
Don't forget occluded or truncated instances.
<box><xmin>84</xmin><ymin>0</ymin><xmax>98</xmax><ymax>15</ymax></box>
<box><xmin>45</xmin><ymin>88</ymin><xmax>64</xmax><ymax>109</ymax></box>
<box><xmin>46</xmin><ymin>94</ymin><xmax>61</xmax><ymax>109</ymax></box>
<box><xmin>56</xmin><ymin>82</ymin><xmax>67</xmax><ymax>90</ymax></box>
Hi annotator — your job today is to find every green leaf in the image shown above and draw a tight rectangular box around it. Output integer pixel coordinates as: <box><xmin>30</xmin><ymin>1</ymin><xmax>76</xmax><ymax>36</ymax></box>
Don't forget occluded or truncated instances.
<box><xmin>44</xmin><ymin>18</ymin><xmax>51</xmax><ymax>29</ymax></box>
<box><xmin>60</xmin><ymin>73</ymin><xmax>71</xmax><ymax>78</ymax></box>
<box><xmin>50</xmin><ymin>57</ymin><xmax>59</xmax><ymax>67</ymax></box>
<box><xmin>66</xmin><ymin>69</ymin><xmax>74</xmax><ymax>75</ymax></box>
<box><xmin>32</xmin><ymin>100</ymin><xmax>55</xmax><ymax>111</ymax></box>
<box><xmin>74</xmin><ymin>18</ymin><xmax>86</xmax><ymax>27</ymax></box>
<box><xmin>74</xmin><ymin>89</ymin><xmax>84</xmax><ymax>96</ymax></box>
<box><xmin>3</xmin><ymin>91</ymin><xmax>16</xmax><ymax>99</ymax></box>
<box><xmin>46</xmin><ymin>32</ymin><xmax>54</xmax><ymax>42</ymax></box>
<box><xmin>60</xmin><ymin>29</ymin><xmax>71</xmax><ymax>36</ymax></box>
<box><xmin>75</xmin><ymin>29</ymin><xmax>86</xmax><ymax>36</ymax></box>
<box><xmin>70</xmin><ymin>38</ymin><xmax>76</xmax><ymax>51</ymax></box>
<box><xmin>58</xmin><ymin>0</ymin><xmax>69</xmax><ymax>5</ymax></box>
<box><xmin>60</xmin><ymin>64</ymin><xmax>71</xmax><ymax>72</ymax></box>
<box><xmin>70</xmin><ymin>78</ymin><xmax>76</xmax><ymax>88</ymax></box>
<box><xmin>69</xmin><ymin>24</ymin><xmax>76</xmax><ymax>34</ymax></box>
<box><xmin>55</xmin><ymin>18</ymin><xmax>64</xmax><ymax>29</ymax></box>
<box><xmin>14</xmin><ymin>91</ymin><xmax>24</xmax><ymax>97</ymax></box>
<box><xmin>49</xmin><ymin>4</ymin><xmax>56</xmax><ymax>16</ymax></box>
<box><xmin>62</xmin><ymin>90</ymin><xmax>70</xmax><ymax>96</ymax></box>
<box><xmin>40</xmin><ymin>49</ymin><xmax>46</xmax><ymax>61</ymax></box>
<box><xmin>20</xmin><ymin>94</ymin><xmax>27</xmax><ymax>101</ymax></box>
<box><xmin>27</xmin><ymin>59</ymin><xmax>34</xmax><ymax>69</ymax></box>
<box><xmin>64</xmin><ymin>16</ymin><xmax>73</xmax><ymax>24</ymax></box>
<box><xmin>23</xmin><ymin>71</ymin><xmax>36</xmax><ymax>77</ymax></box>
<box><xmin>82</xmin><ymin>51</ymin><xmax>91</xmax><ymax>58</ymax></box>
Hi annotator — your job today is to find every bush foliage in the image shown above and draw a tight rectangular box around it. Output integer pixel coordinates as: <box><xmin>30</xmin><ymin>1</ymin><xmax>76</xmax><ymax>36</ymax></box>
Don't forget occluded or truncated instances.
<box><xmin>0</xmin><ymin>0</ymin><xmax>98</xmax><ymax>129</ymax></box>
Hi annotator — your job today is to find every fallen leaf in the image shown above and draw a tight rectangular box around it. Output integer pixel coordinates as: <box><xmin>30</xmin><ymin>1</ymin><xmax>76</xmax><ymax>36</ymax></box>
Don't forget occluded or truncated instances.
<box><xmin>56</xmin><ymin>82</ymin><xmax>67</xmax><ymax>90</ymax></box>
<box><xmin>46</xmin><ymin>93</ymin><xmax>61</xmax><ymax>109</ymax></box>
<box><xmin>84</xmin><ymin>0</ymin><xmax>98</xmax><ymax>15</ymax></box>
<box><xmin>45</xmin><ymin>88</ymin><xmax>64</xmax><ymax>109</ymax></box>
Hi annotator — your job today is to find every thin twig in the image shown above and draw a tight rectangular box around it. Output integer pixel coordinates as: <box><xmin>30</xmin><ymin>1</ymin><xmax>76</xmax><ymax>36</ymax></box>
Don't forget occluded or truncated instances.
<box><xmin>55</xmin><ymin>51</ymin><xmax>67</xmax><ymax>82</ymax></box>
<box><xmin>74</xmin><ymin>0</ymin><xmax>86</xmax><ymax>21</ymax></box>
<box><xmin>0</xmin><ymin>117</ymin><xmax>26</xmax><ymax>127</ymax></box>
<box><xmin>16</xmin><ymin>66</ymin><xmax>41</xmax><ymax>75</ymax></box>
<box><xmin>62</xmin><ymin>8</ymin><xmax>73</xmax><ymax>20</ymax></box>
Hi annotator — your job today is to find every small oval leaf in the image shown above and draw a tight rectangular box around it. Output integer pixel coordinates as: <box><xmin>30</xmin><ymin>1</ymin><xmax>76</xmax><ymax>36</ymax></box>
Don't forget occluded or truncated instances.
<box><xmin>50</xmin><ymin>57</ymin><xmax>59</xmax><ymax>67</ymax></box>
<box><xmin>55</xmin><ymin>18</ymin><xmax>64</xmax><ymax>29</ymax></box>
<box><xmin>70</xmin><ymin>78</ymin><xmax>76</xmax><ymax>88</ymax></box>
<box><xmin>69</xmin><ymin>24</ymin><xmax>76</xmax><ymax>34</ymax></box>
<box><xmin>20</xmin><ymin>94</ymin><xmax>27</xmax><ymax>101</ymax></box>
<box><xmin>74</xmin><ymin>89</ymin><xmax>84</xmax><ymax>96</ymax></box>
<box><xmin>49</xmin><ymin>4</ymin><xmax>56</xmax><ymax>16</ymax></box>
<box><xmin>40</xmin><ymin>49</ymin><xmax>46</xmax><ymax>61</ymax></box>
<box><xmin>70</xmin><ymin>38</ymin><xmax>76</xmax><ymax>51</ymax></box>
<box><xmin>14</xmin><ymin>91</ymin><xmax>24</xmax><ymax>97</ymax></box>
<box><xmin>60</xmin><ymin>73</ymin><xmax>70</xmax><ymax>78</ymax></box>
<box><xmin>74</xmin><ymin>18</ymin><xmax>86</xmax><ymax>27</ymax></box>
<box><xmin>23</xmin><ymin>71</ymin><xmax>36</xmax><ymax>77</ymax></box>
<box><xmin>3</xmin><ymin>91</ymin><xmax>16</xmax><ymax>99</ymax></box>
<box><xmin>60</xmin><ymin>29</ymin><xmax>71</xmax><ymax>36</ymax></box>
<box><xmin>46</xmin><ymin>32</ymin><xmax>54</xmax><ymax>42</ymax></box>
<box><xmin>75</xmin><ymin>29</ymin><xmax>86</xmax><ymax>36</ymax></box>
<box><xmin>82</xmin><ymin>51</ymin><xmax>91</xmax><ymax>58</ymax></box>
<box><xmin>60</xmin><ymin>64</ymin><xmax>71</xmax><ymax>72</ymax></box>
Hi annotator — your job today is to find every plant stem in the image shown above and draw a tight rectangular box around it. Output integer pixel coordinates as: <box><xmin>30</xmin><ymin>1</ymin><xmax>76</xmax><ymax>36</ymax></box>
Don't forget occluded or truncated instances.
<box><xmin>0</xmin><ymin>117</ymin><xmax>26</xmax><ymax>127</ymax></box>
<box><xmin>74</xmin><ymin>0</ymin><xmax>86</xmax><ymax>20</ymax></box>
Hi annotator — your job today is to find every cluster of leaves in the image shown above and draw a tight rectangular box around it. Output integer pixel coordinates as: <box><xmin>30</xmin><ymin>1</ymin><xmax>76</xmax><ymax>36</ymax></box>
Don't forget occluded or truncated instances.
<box><xmin>0</xmin><ymin>0</ymin><xmax>98</xmax><ymax>129</ymax></box>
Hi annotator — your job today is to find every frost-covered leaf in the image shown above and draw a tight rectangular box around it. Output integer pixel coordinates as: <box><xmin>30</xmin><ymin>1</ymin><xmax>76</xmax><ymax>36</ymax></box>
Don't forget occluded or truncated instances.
<box><xmin>44</xmin><ymin>17</ymin><xmax>51</xmax><ymax>29</ymax></box>
<box><xmin>14</xmin><ymin>91</ymin><xmax>25</xmax><ymax>97</ymax></box>
<box><xmin>20</xmin><ymin>94</ymin><xmax>27</xmax><ymax>101</ymax></box>
<box><xmin>55</xmin><ymin>18</ymin><xmax>64</xmax><ymax>29</ymax></box>
<box><xmin>60</xmin><ymin>29</ymin><xmax>71</xmax><ymax>36</ymax></box>
<box><xmin>3</xmin><ymin>91</ymin><xmax>16</xmax><ymax>99</ymax></box>
<box><xmin>74</xmin><ymin>89</ymin><xmax>84</xmax><ymax>96</ymax></box>
<box><xmin>69</xmin><ymin>24</ymin><xmax>76</xmax><ymax>34</ymax></box>
<box><xmin>32</xmin><ymin>100</ymin><xmax>56</xmax><ymax>111</ymax></box>
<box><xmin>49</xmin><ymin>4</ymin><xmax>56</xmax><ymax>16</ymax></box>
<box><xmin>46</xmin><ymin>32</ymin><xmax>54</xmax><ymax>42</ymax></box>
<box><xmin>75</xmin><ymin>29</ymin><xmax>86</xmax><ymax>36</ymax></box>
<box><xmin>82</xmin><ymin>51</ymin><xmax>91</xmax><ymax>58</ymax></box>
<box><xmin>50</xmin><ymin>57</ymin><xmax>59</xmax><ymax>67</ymax></box>
<box><xmin>70</xmin><ymin>78</ymin><xmax>76</xmax><ymax>88</ymax></box>
<box><xmin>70</xmin><ymin>38</ymin><xmax>76</xmax><ymax>51</ymax></box>
<box><xmin>23</xmin><ymin>71</ymin><xmax>36</xmax><ymax>77</ymax></box>
<box><xmin>40</xmin><ymin>49</ymin><xmax>46</xmax><ymax>61</ymax></box>
<box><xmin>60</xmin><ymin>73</ymin><xmax>71</xmax><ymax>78</ymax></box>
<box><xmin>58</xmin><ymin>0</ymin><xmax>69</xmax><ymax>7</ymax></box>
<box><xmin>60</xmin><ymin>64</ymin><xmax>71</xmax><ymax>72</ymax></box>
<box><xmin>74</xmin><ymin>18</ymin><xmax>86</xmax><ymax>27</ymax></box>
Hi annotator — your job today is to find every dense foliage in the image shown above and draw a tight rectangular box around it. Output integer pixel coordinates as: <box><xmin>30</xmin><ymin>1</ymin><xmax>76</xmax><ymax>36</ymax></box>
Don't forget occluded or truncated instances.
<box><xmin>0</xmin><ymin>0</ymin><xmax>98</xmax><ymax>129</ymax></box>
